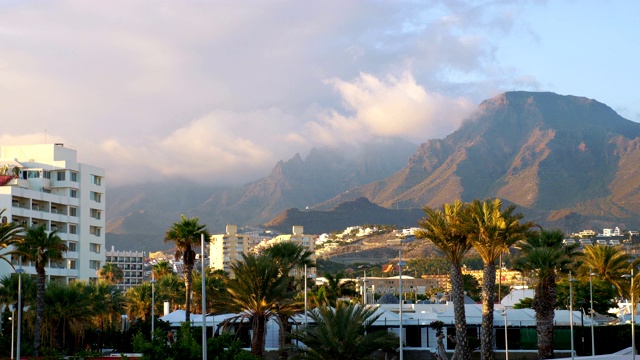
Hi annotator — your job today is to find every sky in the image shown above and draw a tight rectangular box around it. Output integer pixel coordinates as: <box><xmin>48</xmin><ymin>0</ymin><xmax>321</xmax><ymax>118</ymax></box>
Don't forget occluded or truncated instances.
<box><xmin>0</xmin><ymin>0</ymin><xmax>638</xmax><ymax>187</ymax></box>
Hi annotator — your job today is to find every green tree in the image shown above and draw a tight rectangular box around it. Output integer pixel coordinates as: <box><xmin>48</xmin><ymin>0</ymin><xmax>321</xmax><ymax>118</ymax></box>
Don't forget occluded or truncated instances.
<box><xmin>151</xmin><ymin>260</ymin><xmax>174</xmax><ymax>279</ymax></box>
<box><xmin>581</xmin><ymin>243</ymin><xmax>630</xmax><ymax>296</ymax></box>
<box><xmin>156</xmin><ymin>272</ymin><xmax>186</xmax><ymax>313</ymax></box>
<box><xmin>221</xmin><ymin>253</ymin><xmax>294</xmax><ymax>358</ymax></box>
<box><xmin>290</xmin><ymin>301</ymin><xmax>398</xmax><ymax>360</ymax></box>
<box><xmin>191</xmin><ymin>268</ymin><xmax>227</xmax><ymax>315</ymax></box>
<box><xmin>0</xmin><ymin>209</ymin><xmax>23</xmax><ymax>267</ymax></box>
<box><xmin>125</xmin><ymin>282</ymin><xmax>153</xmax><ymax>322</ymax></box>
<box><xmin>467</xmin><ymin>199</ymin><xmax>534</xmax><ymax>360</ymax></box>
<box><xmin>164</xmin><ymin>215</ymin><xmax>209</xmax><ymax>323</ymax></box>
<box><xmin>317</xmin><ymin>272</ymin><xmax>356</xmax><ymax>306</ymax></box>
<box><xmin>42</xmin><ymin>281</ymin><xmax>93</xmax><ymax>353</ymax></box>
<box><xmin>15</xmin><ymin>225</ymin><xmax>67</xmax><ymax>356</ymax></box>
<box><xmin>416</xmin><ymin>199</ymin><xmax>473</xmax><ymax>360</ymax></box>
<box><xmin>513</xmin><ymin>229</ymin><xmax>579</xmax><ymax>359</ymax></box>
<box><xmin>97</xmin><ymin>263</ymin><xmax>124</xmax><ymax>284</ymax></box>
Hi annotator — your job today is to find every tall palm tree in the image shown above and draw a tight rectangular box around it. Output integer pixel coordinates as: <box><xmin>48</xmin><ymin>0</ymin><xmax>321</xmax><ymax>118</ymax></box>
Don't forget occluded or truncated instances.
<box><xmin>191</xmin><ymin>268</ymin><xmax>226</xmax><ymax>314</ymax></box>
<box><xmin>15</xmin><ymin>225</ymin><xmax>67</xmax><ymax>356</ymax></box>
<box><xmin>222</xmin><ymin>252</ymin><xmax>294</xmax><ymax>358</ymax></box>
<box><xmin>467</xmin><ymin>199</ymin><xmax>534</xmax><ymax>360</ymax></box>
<box><xmin>151</xmin><ymin>260</ymin><xmax>175</xmax><ymax>279</ymax></box>
<box><xmin>0</xmin><ymin>209</ymin><xmax>24</xmax><ymax>267</ymax></box>
<box><xmin>581</xmin><ymin>243</ymin><xmax>630</xmax><ymax>296</ymax></box>
<box><xmin>290</xmin><ymin>301</ymin><xmax>399</xmax><ymax>360</ymax></box>
<box><xmin>164</xmin><ymin>215</ymin><xmax>209</xmax><ymax>323</ymax></box>
<box><xmin>263</xmin><ymin>242</ymin><xmax>314</xmax><ymax>359</ymax></box>
<box><xmin>513</xmin><ymin>229</ymin><xmax>580</xmax><ymax>360</ymax></box>
<box><xmin>416</xmin><ymin>200</ymin><xmax>472</xmax><ymax>360</ymax></box>
<box><xmin>97</xmin><ymin>263</ymin><xmax>124</xmax><ymax>284</ymax></box>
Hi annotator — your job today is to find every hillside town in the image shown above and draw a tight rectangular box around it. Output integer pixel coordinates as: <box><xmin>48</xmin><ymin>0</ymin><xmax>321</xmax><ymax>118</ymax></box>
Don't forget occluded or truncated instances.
<box><xmin>2</xmin><ymin>143</ymin><xmax>640</xmax><ymax>359</ymax></box>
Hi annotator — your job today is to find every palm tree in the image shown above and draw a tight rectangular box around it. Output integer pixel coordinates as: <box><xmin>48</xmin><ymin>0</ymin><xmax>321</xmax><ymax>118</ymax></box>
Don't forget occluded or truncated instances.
<box><xmin>581</xmin><ymin>243</ymin><xmax>630</xmax><ymax>296</ymax></box>
<box><xmin>97</xmin><ymin>263</ymin><xmax>124</xmax><ymax>284</ymax></box>
<box><xmin>263</xmin><ymin>242</ymin><xmax>314</xmax><ymax>359</ymax></box>
<box><xmin>151</xmin><ymin>260</ymin><xmax>175</xmax><ymax>279</ymax></box>
<box><xmin>125</xmin><ymin>282</ymin><xmax>153</xmax><ymax>322</ymax></box>
<box><xmin>0</xmin><ymin>209</ymin><xmax>23</xmax><ymax>267</ymax></box>
<box><xmin>15</xmin><ymin>225</ymin><xmax>67</xmax><ymax>356</ymax></box>
<box><xmin>416</xmin><ymin>200</ymin><xmax>472</xmax><ymax>360</ymax></box>
<box><xmin>156</xmin><ymin>272</ymin><xmax>186</xmax><ymax>312</ymax></box>
<box><xmin>467</xmin><ymin>199</ymin><xmax>534</xmax><ymax>360</ymax></box>
<box><xmin>290</xmin><ymin>301</ymin><xmax>399</xmax><ymax>359</ymax></box>
<box><xmin>164</xmin><ymin>215</ymin><xmax>209</xmax><ymax>323</ymax></box>
<box><xmin>44</xmin><ymin>281</ymin><xmax>95</xmax><ymax>352</ymax></box>
<box><xmin>318</xmin><ymin>272</ymin><xmax>356</xmax><ymax>306</ymax></box>
<box><xmin>191</xmin><ymin>268</ymin><xmax>226</xmax><ymax>314</ymax></box>
<box><xmin>222</xmin><ymin>252</ymin><xmax>295</xmax><ymax>358</ymax></box>
<box><xmin>513</xmin><ymin>229</ymin><xmax>580</xmax><ymax>359</ymax></box>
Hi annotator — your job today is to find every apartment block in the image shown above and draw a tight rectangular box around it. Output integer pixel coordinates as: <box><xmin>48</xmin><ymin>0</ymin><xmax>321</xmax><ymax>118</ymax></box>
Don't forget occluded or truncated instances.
<box><xmin>209</xmin><ymin>224</ymin><xmax>251</xmax><ymax>275</ymax></box>
<box><xmin>105</xmin><ymin>247</ymin><xmax>145</xmax><ymax>291</ymax></box>
<box><xmin>254</xmin><ymin>225</ymin><xmax>316</xmax><ymax>277</ymax></box>
<box><xmin>0</xmin><ymin>144</ymin><xmax>105</xmax><ymax>283</ymax></box>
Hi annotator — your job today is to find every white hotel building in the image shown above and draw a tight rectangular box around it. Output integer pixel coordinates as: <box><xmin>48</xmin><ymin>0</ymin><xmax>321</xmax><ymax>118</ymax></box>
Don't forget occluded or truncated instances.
<box><xmin>0</xmin><ymin>144</ymin><xmax>106</xmax><ymax>283</ymax></box>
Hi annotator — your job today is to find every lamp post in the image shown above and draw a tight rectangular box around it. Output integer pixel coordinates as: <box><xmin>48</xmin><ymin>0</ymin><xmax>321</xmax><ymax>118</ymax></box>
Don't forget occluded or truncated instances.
<box><xmin>16</xmin><ymin>264</ymin><xmax>24</xmax><ymax>360</ymax></box>
<box><xmin>201</xmin><ymin>233</ymin><xmax>207</xmax><ymax>360</ymax></box>
<box><xmin>590</xmin><ymin>269</ymin><xmax>596</xmax><ymax>357</ymax></box>
<box><xmin>398</xmin><ymin>251</ymin><xmax>406</xmax><ymax>360</ymax></box>
<box><xmin>304</xmin><ymin>264</ymin><xmax>308</xmax><ymax>328</ymax></box>
<box><xmin>10</xmin><ymin>307</ymin><xmax>14</xmax><ymax>360</ymax></box>
<box><xmin>569</xmin><ymin>271</ymin><xmax>575</xmax><ymax>360</ymax></box>
<box><xmin>151</xmin><ymin>273</ymin><xmax>156</xmax><ymax>340</ymax></box>
<box><xmin>623</xmin><ymin>269</ymin><xmax>636</xmax><ymax>360</ymax></box>
<box><xmin>502</xmin><ymin>306</ymin><xmax>509</xmax><ymax>360</ymax></box>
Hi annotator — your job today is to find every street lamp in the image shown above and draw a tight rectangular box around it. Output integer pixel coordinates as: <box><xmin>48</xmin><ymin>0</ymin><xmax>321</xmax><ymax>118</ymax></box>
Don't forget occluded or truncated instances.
<box><xmin>16</xmin><ymin>264</ymin><xmax>24</xmax><ymax>360</ymax></box>
<box><xmin>590</xmin><ymin>269</ymin><xmax>596</xmax><ymax>357</ymax></box>
<box><xmin>9</xmin><ymin>307</ymin><xmax>14</xmax><ymax>360</ymax></box>
<box><xmin>201</xmin><ymin>233</ymin><xmax>207</xmax><ymax>360</ymax></box>
<box><xmin>398</xmin><ymin>251</ymin><xmax>406</xmax><ymax>360</ymax></box>
<box><xmin>151</xmin><ymin>273</ymin><xmax>156</xmax><ymax>340</ymax></box>
<box><xmin>623</xmin><ymin>269</ymin><xmax>636</xmax><ymax>360</ymax></box>
<box><xmin>304</xmin><ymin>264</ymin><xmax>308</xmax><ymax>328</ymax></box>
<box><xmin>569</xmin><ymin>271</ymin><xmax>575</xmax><ymax>360</ymax></box>
<box><xmin>501</xmin><ymin>306</ymin><xmax>509</xmax><ymax>360</ymax></box>
<box><xmin>578</xmin><ymin>299</ymin><xmax>586</xmax><ymax>355</ymax></box>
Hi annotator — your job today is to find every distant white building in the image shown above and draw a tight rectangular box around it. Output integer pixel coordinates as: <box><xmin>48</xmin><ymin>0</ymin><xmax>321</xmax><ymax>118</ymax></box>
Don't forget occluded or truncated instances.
<box><xmin>0</xmin><ymin>143</ymin><xmax>106</xmax><ymax>283</ymax></box>
<box><xmin>105</xmin><ymin>247</ymin><xmax>145</xmax><ymax>291</ymax></box>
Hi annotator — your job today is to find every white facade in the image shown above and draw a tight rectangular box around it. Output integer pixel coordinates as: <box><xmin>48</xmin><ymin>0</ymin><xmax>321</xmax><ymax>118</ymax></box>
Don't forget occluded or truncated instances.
<box><xmin>0</xmin><ymin>144</ymin><xmax>106</xmax><ymax>283</ymax></box>
<box><xmin>105</xmin><ymin>247</ymin><xmax>145</xmax><ymax>290</ymax></box>
<box><xmin>209</xmin><ymin>224</ymin><xmax>251</xmax><ymax>275</ymax></box>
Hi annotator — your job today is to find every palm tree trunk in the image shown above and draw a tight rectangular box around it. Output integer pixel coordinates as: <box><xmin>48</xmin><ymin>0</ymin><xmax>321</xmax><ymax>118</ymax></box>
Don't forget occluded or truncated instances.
<box><xmin>184</xmin><ymin>265</ymin><xmax>192</xmax><ymax>323</ymax></box>
<box><xmin>252</xmin><ymin>314</ymin><xmax>266</xmax><ymax>358</ymax></box>
<box><xmin>480</xmin><ymin>262</ymin><xmax>497</xmax><ymax>360</ymax></box>
<box><xmin>534</xmin><ymin>274</ymin><xmax>556</xmax><ymax>359</ymax></box>
<box><xmin>450</xmin><ymin>264</ymin><xmax>470</xmax><ymax>360</ymax></box>
<box><xmin>34</xmin><ymin>269</ymin><xmax>45</xmax><ymax>356</ymax></box>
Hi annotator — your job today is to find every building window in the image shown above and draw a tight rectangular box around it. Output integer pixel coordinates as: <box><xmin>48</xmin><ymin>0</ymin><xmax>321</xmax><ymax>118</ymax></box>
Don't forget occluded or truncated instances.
<box><xmin>68</xmin><ymin>260</ymin><xmax>77</xmax><ymax>269</ymax></box>
<box><xmin>91</xmin><ymin>174</ymin><xmax>102</xmax><ymax>186</ymax></box>
<box><xmin>90</xmin><ymin>243</ymin><xmax>101</xmax><ymax>253</ymax></box>
<box><xmin>89</xmin><ymin>260</ymin><xmax>101</xmax><ymax>269</ymax></box>
<box><xmin>70</xmin><ymin>172</ymin><xmax>78</xmax><ymax>182</ymax></box>
<box><xmin>57</xmin><ymin>171</ymin><xmax>65</xmax><ymax>181</ymax></box>
<box><xmin>90</xmin><ymin>208</ymin><xmax>101</xmax><ymax>219</ymax></box>
<box><xmin>68</xmin><ymin>241</ymin><xmax>77</xmax><ymax>251</ymax></box>
<box><xmin>70</xmin><ymin>207</ymin><xmax>77</xmax><ymax>217</ymax></box>
<box><xmin>70</xmin><ymin>189</ymin><xmax>77</xmax><ymax>198</ymax></box>
<box><xmin>90</xmin><ymin>191</ymin><xmax>102</xmax><ymax>203</ymax></box>
<box><xmin>43</xmin><ymin>171</ymin><xmax>50</xmax><ymax>179</ymax></box>
<box><xmin>90</xmin><ymin>226</ymin><xmax>101</xmax><ymax>236</ymax></box>
<box><xmin>69</xmin><ymin>224</ymin><xmax>77</xmax><ymax>234</ymax></box>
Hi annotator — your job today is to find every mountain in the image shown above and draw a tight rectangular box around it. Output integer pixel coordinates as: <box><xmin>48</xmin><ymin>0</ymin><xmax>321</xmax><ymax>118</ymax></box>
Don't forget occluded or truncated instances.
<box><xmin>106</xmin><ymin>139</ymin><xmax>417</xmax><ymax>249</ymax></box>
<box><xmin>308</xmin><ymin>91</ymin><xmax>640</xmax><ymax>231</ymax></box>
<box><xmin>108</xmin><ymin>91</ymin><xmax>640</xmax><ymax>252</ymax></box>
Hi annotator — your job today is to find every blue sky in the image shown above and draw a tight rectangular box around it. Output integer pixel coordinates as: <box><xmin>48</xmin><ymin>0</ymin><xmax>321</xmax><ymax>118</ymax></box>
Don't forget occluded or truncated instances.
<box><xmin>0</xmin><ymin>1</ymin><xmax>637</xmax><ymax>186</ymax></box>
